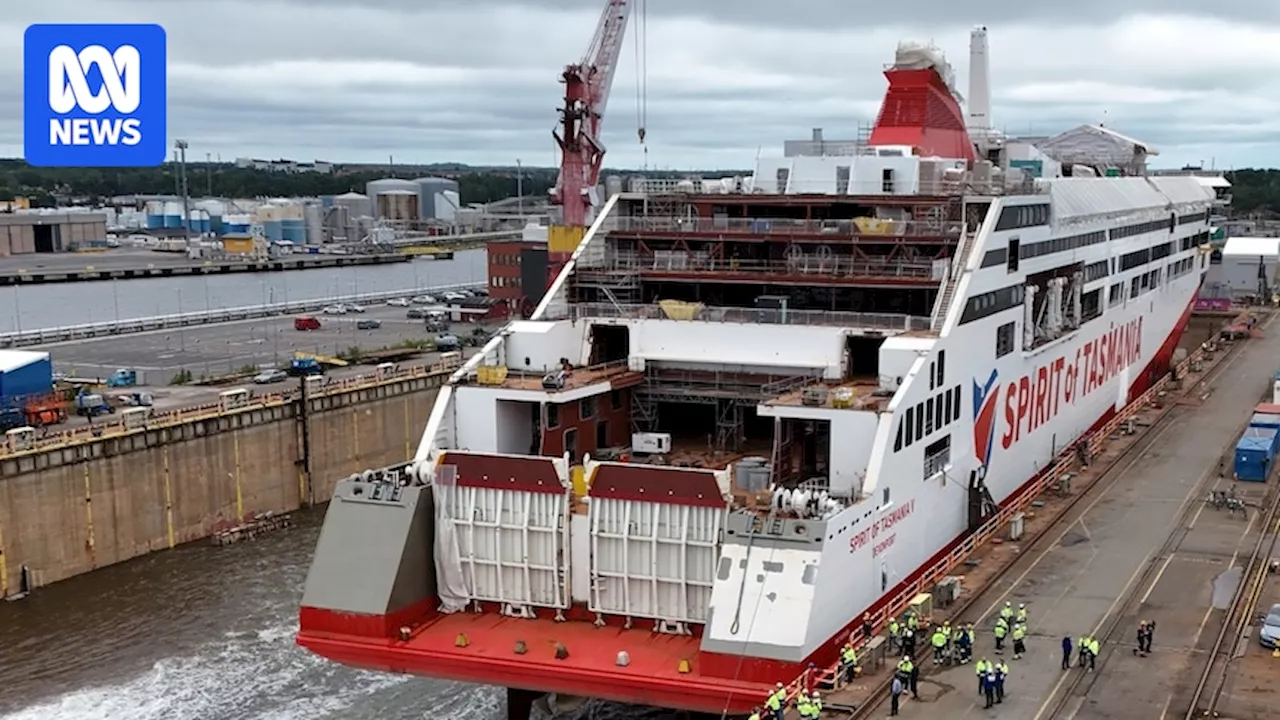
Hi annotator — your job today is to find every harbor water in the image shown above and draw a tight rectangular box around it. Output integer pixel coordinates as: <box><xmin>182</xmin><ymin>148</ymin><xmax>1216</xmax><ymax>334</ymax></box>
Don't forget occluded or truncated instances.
<box><xmin>0</xmin><ymin>250</ymin><xmax>487</xmax><ymax>334</ymax></box>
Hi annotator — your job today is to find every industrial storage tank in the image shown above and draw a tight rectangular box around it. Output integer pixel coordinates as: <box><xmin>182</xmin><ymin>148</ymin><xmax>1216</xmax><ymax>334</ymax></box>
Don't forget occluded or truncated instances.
<box><xmin>412</xmin><ymin>177</ymin><xmax>460</xmax><ymax>220</ymax></box>
<box><xmin>162</xmin><ymin>201</ymin><xmax>184</xmax><ymax>228</ymax></box>
<box><xmin>376</xmin><ymin>190</ymin><xmax>418</xmax><ymax>221</ymax></box>
<box><xmin>324</xmin><ymin>205</ymin><xmax>352</xmax><ymax>243</ymax></box>
<box><xmin>223</xmin><ymin>214</ymin><xmax>252</xmax><ymax>234</ymax></box>
<box><xmin>144</xmin><ymin>200</ymin><xmax>165</xmax><ymax>229</ymax></box>
<box><xmin>187</xmin><ymin>209</ymin><xmax>210</xmax><ymax>233</ymax></box>
<box><xmin>304</xmin><ymin>203</ymin><xmax>325</xmax><ymax>244</ymax></box>
<box><xmin>366</xmin><ymin>179</ymin><xmax>420</xmax><ymax>220</ymax></box>
<box><xmin>331</xmin><ymin>191</ymin><xmax>373</xmax><ymax>221</ymax></box>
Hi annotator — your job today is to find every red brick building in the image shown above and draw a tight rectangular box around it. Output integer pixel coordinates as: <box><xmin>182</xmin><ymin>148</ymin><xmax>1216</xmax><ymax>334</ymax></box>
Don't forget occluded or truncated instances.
<box><xmin>487</xmin><ymin>238</ymin><xmax>548</xmax><ymax>318</ymax></box>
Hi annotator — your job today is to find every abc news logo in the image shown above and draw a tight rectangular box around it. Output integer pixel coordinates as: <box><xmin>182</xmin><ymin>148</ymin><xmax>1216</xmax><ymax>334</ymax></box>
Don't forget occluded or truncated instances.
<box><xmin>48</xmin><ymin>44</ymin><xmax>143</xmax><ymax>146</ymax></box>
<box><xmin>24</xmin><ymin>24</ymin><xmax>166</xmax><ymax>167</ymax></box>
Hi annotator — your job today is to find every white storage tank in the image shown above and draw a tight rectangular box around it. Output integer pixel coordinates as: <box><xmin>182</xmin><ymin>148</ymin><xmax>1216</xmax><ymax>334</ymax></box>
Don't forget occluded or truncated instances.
<box><xmin>162</xmin><ymin>200</ymin><xmax>184</xmax><ymax>228</ymax></box>
<box><xmin>331</xmin><ymin>191</ymin><xmax>372</xmax><ymax>220</ymax></box>
<box><xmin>412</xmin><ymin>177</ymin><xmax>460</xmax><ymax>220</ymax></box>
<box><xmin>304</xmin><ymin>203</ymin><xmax>325</xmax><ymax>244</ymax></box>
<box><xmin>606</xmin><ymin>175</ymin><xmax>624</xmax><ymax>198</ymax></box>
<box><xmin>144</xmin><ymin>200</ymin><xmax>165</xmax><ymax>229</ymax></box>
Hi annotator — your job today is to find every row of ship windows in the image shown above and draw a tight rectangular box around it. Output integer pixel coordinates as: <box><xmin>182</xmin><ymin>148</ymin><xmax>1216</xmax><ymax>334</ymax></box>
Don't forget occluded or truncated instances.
<box><xmin>980</xmin><ymin>253</ymin><xmax>1206</xmax><ymax>358</ymax></box>
<box><xmin>981</xmin><ymin>224</ymin><xmax>1211</xmax><ymax>271</ymax></box>
<box><xmin>966</xmin><ymin>236</ymin><xmax>1206</xmax><ymax>325</ymax></box>
<box><xmin>993</xmin><ymin>204</ymin><xmax>1210</xmax><ymax>235</ymax></box>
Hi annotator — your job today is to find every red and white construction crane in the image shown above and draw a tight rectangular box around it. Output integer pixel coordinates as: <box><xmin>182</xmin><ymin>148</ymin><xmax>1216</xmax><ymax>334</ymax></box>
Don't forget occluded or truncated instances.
<box><xmin>548</xmin><ymin>0</ymin><xmax>646</xmax><ymax>271</ymax></box>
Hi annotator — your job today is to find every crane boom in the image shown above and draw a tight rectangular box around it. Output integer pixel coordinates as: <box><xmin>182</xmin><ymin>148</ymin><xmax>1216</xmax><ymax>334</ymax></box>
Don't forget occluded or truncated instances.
<box><xmin>551</xmin><ymin>0</ymin><xmax>633</xmax><ymax>232</ymax></box>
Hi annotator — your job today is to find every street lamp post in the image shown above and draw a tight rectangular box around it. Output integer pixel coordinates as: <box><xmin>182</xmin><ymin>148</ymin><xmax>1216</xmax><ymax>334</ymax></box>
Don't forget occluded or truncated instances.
<box><xmin>517</xmin><ymin>158</ymin><xmax>523</xmax><ymax>217</ymax></box>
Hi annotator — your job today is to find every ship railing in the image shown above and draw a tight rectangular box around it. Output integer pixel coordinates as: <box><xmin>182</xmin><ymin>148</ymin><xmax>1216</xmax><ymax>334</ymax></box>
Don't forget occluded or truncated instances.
<box><xmin>579</xmin><ymin>251</ymin><xmax>944</xmax><ymax>282</ymax></box>
<box><xmin>466</xmin><ymin>358</ymin><xmax>632</xmax><ymax>386</ymax></box>
<box><xmin>606</xmin><ymin>215</ymin><xmax>963</xmax><ymax>239</ymax></box>
<box><xmin>0</xmin><ymin>282</ymin><xmax>484</xmax><ymax>349</ymax></box>
<box><xmin>626</xmin><ymin>177</ymin><xmax>1013</xmax><ymax>197</ymax></box>
<box><xmin>0</xmin><ymin>362</ymin><xmax>456</xmax><ymax>459</ymax></box>
<box><xmin>779</xmin><ymin>344</ymin><xmax>1210</xmax><ymax>700</ymax></box>
<box><xmin>567</xmin><ymin>302</ymin><xmax>932</xmax><ymax>332</ymax></box>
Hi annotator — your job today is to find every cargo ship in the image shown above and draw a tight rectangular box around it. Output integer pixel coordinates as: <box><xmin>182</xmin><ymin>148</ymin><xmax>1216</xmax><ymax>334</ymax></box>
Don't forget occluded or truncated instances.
<box><xmin>296</xmin><ymin>27</ymin><xmax>1219</xmax><ymax>716</ymax></box>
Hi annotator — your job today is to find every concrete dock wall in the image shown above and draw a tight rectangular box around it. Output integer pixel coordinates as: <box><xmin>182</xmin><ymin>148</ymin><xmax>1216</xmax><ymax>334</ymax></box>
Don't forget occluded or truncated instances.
<box><xmin>0</xmin><ymin>372</ymin><xmax>443</xmax><ymax>595</ymax></box>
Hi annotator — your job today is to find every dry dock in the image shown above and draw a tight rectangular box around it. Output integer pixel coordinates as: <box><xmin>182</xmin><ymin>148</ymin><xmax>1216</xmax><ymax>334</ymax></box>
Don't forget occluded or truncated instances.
<box><xmin>832</xmin><ymin>315</ymin><xmax>1280</xmax><ymax>719</ymax></box>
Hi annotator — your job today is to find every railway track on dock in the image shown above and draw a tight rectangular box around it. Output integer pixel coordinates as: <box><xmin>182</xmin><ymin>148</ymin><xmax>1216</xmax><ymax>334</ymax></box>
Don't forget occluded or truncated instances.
<box><xmin>845</xmin><ymin>335</ymin><xmax>1253</xmax><ymax>720</ymax></box>
<box><xmin>1036</xmin><ymin>405</ymin><xmax>1279</xmax><ymax>719</ymax></box>
<box><xmin>1179</xmin><ymin>472</ymin><xmax>1280</xmax><ymax>718</ymax></box>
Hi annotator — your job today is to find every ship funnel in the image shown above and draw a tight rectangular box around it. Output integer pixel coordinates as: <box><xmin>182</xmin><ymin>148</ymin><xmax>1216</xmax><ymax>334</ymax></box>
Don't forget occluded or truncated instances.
<box><xmin>967</xmin><ymin>25</ymin><xmax>991</xmax><ymax>132</ymax></box>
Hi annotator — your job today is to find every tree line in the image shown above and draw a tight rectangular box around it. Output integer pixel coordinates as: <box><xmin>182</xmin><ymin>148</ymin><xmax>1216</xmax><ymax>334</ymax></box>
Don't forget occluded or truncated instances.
<box><xmin>0</xmin><ymin>160</ymin><xmax>559</xmax><ymax>207</ymax></box>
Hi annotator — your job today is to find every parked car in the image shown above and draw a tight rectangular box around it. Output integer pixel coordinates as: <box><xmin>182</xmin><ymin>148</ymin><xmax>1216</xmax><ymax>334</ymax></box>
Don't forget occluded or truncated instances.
<box><xmin>442</xmin><ymin>291</ymin><xmax>467</xmax><ymax>301</ymax></box>
<box><xmin>386</xmin><ymin>297</ymin><xmax>409</xmax><ymax>307</ymax></box>
<box><xmin>1259</xmin><ymin>603</ymin><xmax>1280</xmax><ymax>648</ymax></box>
<box><xmin>435</xmin><ymin>334</ymin><xmax>460</xmax><ymax>351</ymax></box>
<box><xmin>343</xmin><ymin>303</ymin><xmax>365</xmax><ymax>313</ymax></box>
<box><xmin>425</xmin><ymin>318</ymin><xmax>449</xmax><ymax>332</ymax></box>
<box><xmin>253</xmin><ymin>369</ymin><xmax>289</xmax><ymax>384</ymax></box>
<box><xmin>407</xmin><ymin>308</ymin><xmax>428</xmax><ymax>319</ymax></box>
<box><xmin>322</xmin><ymin>305</ymin><xmax>347</xmax><ymax>315</ymax></box>
<box><xmin>294</xmin><ymin>316</ymin><xmax>321</xmax><ymax>331</ymax></box>
<box><xmin>412</xmin><ymin>295</ymin><xmax>437</xmax><ymax>305</ymax></box>
<box><xmin>356</xmin><ymin>319</ymin><xmax>382</xmax><ymax>330</ymax></box>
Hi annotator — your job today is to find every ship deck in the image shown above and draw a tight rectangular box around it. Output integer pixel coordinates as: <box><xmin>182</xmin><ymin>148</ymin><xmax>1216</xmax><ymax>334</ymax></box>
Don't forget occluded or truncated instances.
<box><xmin>841</xmin><ymin>312</ymin><xmax>1280</xmax><ymax>719</ymax></box>
<box><xmin>762</xmin><ymin>379</ymin><xmax>888</xmax><ymax>412</ymax></box>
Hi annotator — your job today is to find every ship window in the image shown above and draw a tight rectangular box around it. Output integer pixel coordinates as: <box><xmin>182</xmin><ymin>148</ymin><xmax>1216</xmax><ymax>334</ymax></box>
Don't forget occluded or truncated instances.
<box><xmin>762</xmin><ymin>561</ymin><xmax>784</xmax><ymax>573</ymax></box>
<box><xmin>952</xmin><ymin>385</ymin><xmax>962</xmax><ymax>421</ymax></box>
<box><xmin>546</xmin><ymin>403</ymin><xmax>560</xmax><ymax>428</ymax></box>
<box><xmin>933</xmin><ymin>394</ymin><xmax>944</xmax><ymax>430</ymax></box>
<box><xmin>923</xmin><ymin>435</ymin><xmax>951</xmax><ymax>479</ymax></box>
<box><xmin>904</xmin><ymin>407</ymin><xmax>915</xmax><ymax>447</ymax></box>
<box><xmin>943</xmin><ymin>388</ymin><xmax>954</xmax><ymax>422</ymax></box>
<box><xmin>914</xmin><ymin>403</ymin><xmax>924</xmax><ymax>440</ymax></box>
<box><xmin>580</xmin><ymin>396</ymin><xmax>596</xmax><ymax>420</ymax></box>
<box><xmin>1109</xmin><ymin>283</ymin><xmax>1124</xmax><ymax>307</ymax></box>
<box><xmin>882</xmin><ymin>487</ymin><xmax>890</xmax><ymax>506</ymax></box>
<box><xmin>564</xmin><ymin>428</ymin><xmax>578</xmax><ymax>462</ymax></box>
<box><xmin>611</xmin><ymin>389</ymin><xmax>623</xmax><ymax>410</ymax></box>
<box><xmin>1131</xmin><ymin>277</ymin><xmax>1140</xmax><ymax>299</ymax></box>
<box><xmin>925</xmin><ymin>398</ymin><xmax>935</xmax><ymax>434</ymax></box>
<box><xmin>894</xmin><ymin>419</ymin><xmax>904</xmax><ymax>452</ymax></box>
<box><xmin>802</xmin><ymin>564</ymin><xmax>819</xmax><ymax>585</ymax></box>
<box><xmin>1007</xmin><ymin>238</ymin><xmax>1020</xmax><ymax>273</ymax></box>
<box><xmin>936</xmin><ymin>350</ymin><xmax>946</xmax><ymax>386</ymax></box>
<box><xmin>995</xmin><ymin>322</ymin><xmax>1015</xmax><ymax>358</ymax></box>
<box><xmin>882</xmin><ymin>168</ymin><xmax>895</xmax><ymax>193</ymax></box>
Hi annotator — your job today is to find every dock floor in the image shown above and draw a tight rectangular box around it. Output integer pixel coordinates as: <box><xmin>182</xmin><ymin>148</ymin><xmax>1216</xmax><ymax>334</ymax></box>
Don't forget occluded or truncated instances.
<box><xmin>822</xmin><ymin>318</ymin><xmax>1280</xmax><ymax>719</ymax></box>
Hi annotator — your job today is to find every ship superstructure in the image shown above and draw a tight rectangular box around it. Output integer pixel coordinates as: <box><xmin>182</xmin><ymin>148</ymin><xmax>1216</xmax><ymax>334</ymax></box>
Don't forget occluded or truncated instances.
<box><xmin>297</xmin><ymin>27</ymin><xmax>1216</xmax><ymax>715</ymax></box>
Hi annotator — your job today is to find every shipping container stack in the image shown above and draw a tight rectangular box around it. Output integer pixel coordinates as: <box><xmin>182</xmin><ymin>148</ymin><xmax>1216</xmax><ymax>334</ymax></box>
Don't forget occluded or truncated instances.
<box><xmin>1235</xmin><ymin>403</ymin><xmax>1280</xmax><ymax>482</ymax></box>
<box><xmin>0</xmin><ymin>350</ymin><xmax>56</xmax><ymax>429</ymax></box>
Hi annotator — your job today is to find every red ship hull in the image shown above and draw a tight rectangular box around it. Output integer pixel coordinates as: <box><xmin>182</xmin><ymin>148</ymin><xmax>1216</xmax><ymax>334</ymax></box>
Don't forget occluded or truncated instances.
<box><xmin>297</xmin><ymin>296</ymin><xmax>1198</xmax><ymax>713</ymax></box>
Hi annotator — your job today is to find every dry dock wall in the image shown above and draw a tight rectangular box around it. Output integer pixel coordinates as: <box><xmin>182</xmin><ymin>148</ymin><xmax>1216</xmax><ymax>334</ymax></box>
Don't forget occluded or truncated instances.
<box><xmin>0</xmin><ymin>372</ymin><xmax>443</xmax><ymax>595</ymax></box>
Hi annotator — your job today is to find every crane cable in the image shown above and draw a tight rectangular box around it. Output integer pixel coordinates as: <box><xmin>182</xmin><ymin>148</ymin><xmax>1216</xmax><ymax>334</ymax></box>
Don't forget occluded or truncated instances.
<box><xmin>634</xmin><ymin>0</ymin><xmax>647</xmax><ymax>148</ymax></box>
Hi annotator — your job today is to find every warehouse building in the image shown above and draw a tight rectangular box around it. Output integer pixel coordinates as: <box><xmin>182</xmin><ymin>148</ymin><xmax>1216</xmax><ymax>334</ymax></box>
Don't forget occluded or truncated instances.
<box><xmin>1211</xmin><ymin>237</ymin><xmax>1280</xmax><ymax>299</ymax></box>
<box><xmin>0</xmin><ymin>212</ymin><xmax>110</xmax><ymax>256</ymax></box>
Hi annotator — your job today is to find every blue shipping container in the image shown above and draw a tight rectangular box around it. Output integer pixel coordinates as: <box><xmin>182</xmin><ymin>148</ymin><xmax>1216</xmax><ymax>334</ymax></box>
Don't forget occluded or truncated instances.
<box><xmin>1241</xmin><ymin>426</ymin><xmax>1280</xmax><ymax>456</ymax></box>
<box><xmin>1235</xmin><ymin>435</ymin><xmax>1275</xmax><ymax>482</ymax></box>
<box><xmin>0</xmin><ymin>350</ymin><xmax>53</xmax><ymax>406</ymax></box>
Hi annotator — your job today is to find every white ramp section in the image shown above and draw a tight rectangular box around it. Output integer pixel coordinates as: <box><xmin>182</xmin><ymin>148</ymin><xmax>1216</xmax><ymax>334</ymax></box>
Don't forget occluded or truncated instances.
<box><xmin>702</xmin><ymin>541</ymin><xmax>821</xmax><ymax>661</ymax></box>
<box><xmin>585</xmin><ymin>461</ymin><xmax>730</xmax><ymax>627</ymax></box>
<box><xmin>435</xmin><ymin>451</ymin><xmax>572</xmax><ymax>614</ymax></box>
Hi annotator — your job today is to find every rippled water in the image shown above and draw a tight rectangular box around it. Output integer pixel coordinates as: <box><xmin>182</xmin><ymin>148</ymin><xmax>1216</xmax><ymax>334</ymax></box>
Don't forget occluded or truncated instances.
<box><xmin>0</xmin><ymin>511</ymin><xmax>503</xmax><ymax>720</ymax></box>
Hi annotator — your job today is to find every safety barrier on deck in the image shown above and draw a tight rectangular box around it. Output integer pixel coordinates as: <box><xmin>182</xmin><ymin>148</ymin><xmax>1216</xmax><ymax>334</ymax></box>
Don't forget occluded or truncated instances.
<box><xmin>778</xmin><ymin>346</ymin><xmax>1209</xmax><ymax>701</ymax></box>
<box><xmin>0</xmin><ymin>282</ymin><xmax>483</xmax><ymax>348</ymax></box>
<box><xmin>0</xmin><ymin>362</ymin><xmax>453</xmax><ymax>460</ymax></box>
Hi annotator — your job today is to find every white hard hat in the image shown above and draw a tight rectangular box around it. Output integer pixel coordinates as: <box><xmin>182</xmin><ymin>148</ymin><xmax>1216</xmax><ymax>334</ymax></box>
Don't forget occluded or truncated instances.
<box><xmin>1019</xmin><ymin>603</ymin><xmax>1025</xmax><ymax>608</ymax></box>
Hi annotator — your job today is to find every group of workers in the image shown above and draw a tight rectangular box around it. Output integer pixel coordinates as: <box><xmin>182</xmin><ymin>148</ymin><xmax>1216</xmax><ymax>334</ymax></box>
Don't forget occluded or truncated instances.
<box><xmin>752</xmin><ymin>599</ymin><xmax>1161</xmax><ymax>716</ymax></box>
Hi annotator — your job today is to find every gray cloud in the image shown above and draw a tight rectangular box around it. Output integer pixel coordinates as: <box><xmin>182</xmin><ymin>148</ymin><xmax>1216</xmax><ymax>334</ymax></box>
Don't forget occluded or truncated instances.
<box><xmin>3</xmin><ymin>2</ymin><xmax>1279</xmax><ymax>169</ymax></box>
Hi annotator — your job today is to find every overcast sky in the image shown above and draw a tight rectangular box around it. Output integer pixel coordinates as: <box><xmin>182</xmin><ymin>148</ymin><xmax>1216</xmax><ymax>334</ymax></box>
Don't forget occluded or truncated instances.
<box><xmin>4</xmin><ymin>2</ymin><xmax>1278</xmax><ymax>170</ymax></box>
